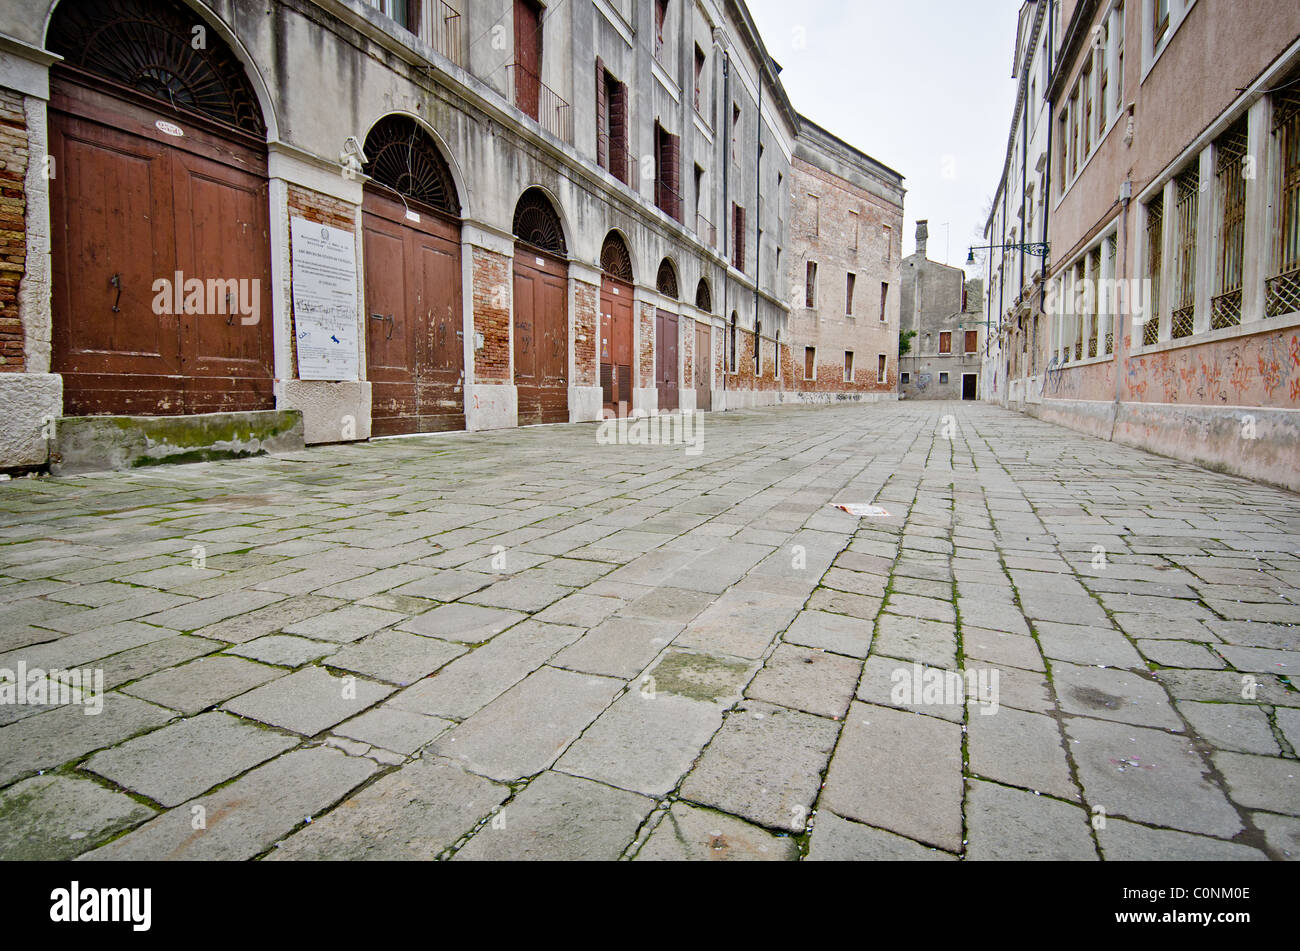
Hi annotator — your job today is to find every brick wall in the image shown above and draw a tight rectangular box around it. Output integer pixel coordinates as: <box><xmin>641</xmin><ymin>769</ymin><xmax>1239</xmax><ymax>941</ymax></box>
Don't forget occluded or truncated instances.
<box><xmin>786</xmin><ymin>156</ymin><xmax>902</xmax><ymax>395</ymax></box>
<box><xmin>287</xmin><ymin>185</ymin><xmax>358</xmax><ymax>379</ymax></box>
<box><xmin>639</xmin><ymin>302</ymin><xmax>654</xmax><ymax>386</ymax></box>
<box><xmin>573</xmin><ymin>280</ymin><xmax>598</xmax><ymax>387</ymax></box>
<box><xmin>682</xmin><ymin>318</ymin><xmax>695</xmax><ymax>387</ymax></box>
<box><xmin>0</xmin><ymin>89</ymin><xmax>28</xmax><ymax>371</ymax></box>
<box><xmin>472</xmin><ymin>247</ymin><xmax>511</xmax><ymax>383</ymax></box>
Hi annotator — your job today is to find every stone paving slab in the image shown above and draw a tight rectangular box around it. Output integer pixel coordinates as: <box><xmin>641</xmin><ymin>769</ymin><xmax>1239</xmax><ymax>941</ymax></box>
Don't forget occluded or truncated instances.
<box><xmin>267</xmin><ymin>758</ymin><xmax>507</xmax><ymax>860</ymax></box>
<box><xmin>2</xmin><ymin>401</ymin><xmax>1298</xmax><ymax>861</ymax></box>
<box><xmin>679</xmin><ymin>700</ymin><xmax>839</xmax><ymax>832</ymax></box>
<box><xmin>121</xmin><ymin>655</ymin><xmax>284</xmax><ymax>714</ymax></box>
<box><xmin>0</xmin><ymin>773</ymin><xmax>156</xmax><ymax>860</ymax></box>
<box><xmin>555</xmin><ymin>690</ymin><xmax>723</xmax><ymax>796</ymax></box>
<box><xmin>453</xmin><ymin>770</ymin><xmax>652</xmax><ymax>861</ymax></box>
<box><xmin>83</xmin><ymin>711</ymin><xmax>296</xmax><ymax>807</ymax></box>
<box><xmin>636</xmin><ymin>802</ymin><xmax>798</xmax><ymax>860</ymax></box>
<box><xmin>82</xmin><ymin>746</ymin><xmax>377</xmax><ymax>860</ymax></box>
<box><xmin>805</xmin><ymin>811</ymin><xmax>956</xmax><ymax>861</ymax></box>
<box><xmin>431</xmin><ymin>665</ymin><xmax>623</xmax><ymax>782</ymax></box>
<box><xmin>822</xmin><ymin>702</ymin><xmax>964</xmax><ymax>852</ymax></box>
<box><xmin>223</xmin><ymin>666</ymin><xmax>394</xmax><ymax>736</ymax></box>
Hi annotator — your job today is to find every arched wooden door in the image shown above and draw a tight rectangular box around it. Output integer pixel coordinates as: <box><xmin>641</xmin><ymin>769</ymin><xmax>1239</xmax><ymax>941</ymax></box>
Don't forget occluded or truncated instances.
<box><xmin>512</xmin><ymin>190</ymin><xmax>569</xmax><ymax>425</ymax></box>
<box><xmin>47</xmin><ymin>0</ymin><xmax>273</xmax><ymax>416</ymax></box>
<box><xmin>599</xmin><ymin>233</ymin><xmax>634</xmax><ymax>418</ymax></box>
<box><xmin>361</xmin><ymin>116</ymin><xmax>464</xmax><ymax>435</ymax></box>
<box><xmin>655</xmin><ymin>260</ymin><xmax>680</xmax><ymax>411</ymax></box>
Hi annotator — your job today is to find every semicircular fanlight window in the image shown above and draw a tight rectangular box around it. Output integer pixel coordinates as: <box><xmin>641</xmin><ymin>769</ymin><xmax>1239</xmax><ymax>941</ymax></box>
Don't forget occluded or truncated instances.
<box><xmin>513</xmin><ymin>188</ymin><xmax>567</xmax><ymax>256</ymax></box>
<box><xmin>362</xmin><ymin>115</ymin><xmax>461</xmax><ymax>217</ymax></box>
<box><xmin>600</xmin><ymin>233</ymin><xmax>634</xmax><ymax>282</ymax></box>
<box><xmin>48</xmin><ymin>0</ymin><xmax>266</xmax><ymax>136</ymax></box>
<box><xmin>657</xmin><ymin>259</ymin><xmax>679</xmax><ymax>299</ymax></box>
<box><xmin>695</xmin><ymin>278</ymin><xmax>713</xmax><ymax>313</ymax></box>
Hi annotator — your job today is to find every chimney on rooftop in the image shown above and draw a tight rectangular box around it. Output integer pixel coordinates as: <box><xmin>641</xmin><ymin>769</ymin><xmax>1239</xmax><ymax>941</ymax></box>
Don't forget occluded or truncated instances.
<box><xmin>916</xmin><ymin>220</ymin><xmax>929</xmax><ymax>258</ymax></box>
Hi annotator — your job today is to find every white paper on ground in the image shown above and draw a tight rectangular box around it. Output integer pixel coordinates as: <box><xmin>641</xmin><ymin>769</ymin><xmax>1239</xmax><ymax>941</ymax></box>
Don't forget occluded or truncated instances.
<box><xmin>833</xmin><ymin>504</ymin><xmax>891</xmax><ymax>517</ymax></box>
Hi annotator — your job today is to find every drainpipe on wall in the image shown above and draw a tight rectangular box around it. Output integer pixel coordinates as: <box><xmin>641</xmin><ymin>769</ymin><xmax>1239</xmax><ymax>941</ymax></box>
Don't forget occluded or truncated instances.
<box><xmin>722</xmin><ymin>51</ymin><xmax>731</xmax><ymax>404</ymax></box>
<box><xmin>753</xmin><ymin>60</ymin><xmax>763</xmax><ymax>382</ymax></box>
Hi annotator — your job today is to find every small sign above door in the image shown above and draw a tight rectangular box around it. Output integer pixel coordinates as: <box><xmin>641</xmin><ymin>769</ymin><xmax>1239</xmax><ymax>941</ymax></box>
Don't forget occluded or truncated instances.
<box><xmin>154</xmin><ymin>120</ymin><xmax>185</xmax><ymax>137</ymax></box>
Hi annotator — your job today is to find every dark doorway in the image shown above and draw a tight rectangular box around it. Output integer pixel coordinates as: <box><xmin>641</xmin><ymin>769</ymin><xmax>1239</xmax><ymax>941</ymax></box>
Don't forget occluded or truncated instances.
<box><xmin>962</xmin><ymin>373</ymin><xmax>978</xmax><ymax>400</ymax></box>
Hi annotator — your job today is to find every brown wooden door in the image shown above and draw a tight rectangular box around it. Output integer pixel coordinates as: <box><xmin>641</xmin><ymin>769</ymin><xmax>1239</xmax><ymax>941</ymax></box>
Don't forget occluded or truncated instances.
<box><xmin>656</xmin><ymin>310</ymin><xmax>679</xmax><ymax>412</ymax></box>
<box><xmin>600</xmin><ymin>275</ymin><xmax>633</xmax><ymax>418</ymax></box>
<box><xmin>50</xmin><ymin>76</ymin><xmax>273</xmax><ymax>417</ymax></box>
<box><xmin>514</xmin><ymin>0</ymin><xmax>542</xmax><ymax>121</ymax></box>
<box><xmin>363</xmin><ymin>190</ymin><xmax>464</xmax><ymax>435</ymax></box>
<box><xmin>172</xmin><ymin>149</ymin><xmax>274</xmax><ymax>413</ymax></box>
<box><xmin>514</xmin><ymin>249</ymin><xmax>568</xmax><ymax>425</ymax></box>
<box><xmin>695</xmin><ymin>324</ymin><xmax>711</xmax><ymax>411</ymax></box>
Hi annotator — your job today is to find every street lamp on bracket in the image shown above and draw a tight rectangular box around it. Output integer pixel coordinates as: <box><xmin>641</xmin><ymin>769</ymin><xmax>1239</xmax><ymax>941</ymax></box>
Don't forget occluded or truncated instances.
<box><xmin>967</xmin><ymin>242</ymin><xmax>1050</xmax><ymax>265</ymax></box>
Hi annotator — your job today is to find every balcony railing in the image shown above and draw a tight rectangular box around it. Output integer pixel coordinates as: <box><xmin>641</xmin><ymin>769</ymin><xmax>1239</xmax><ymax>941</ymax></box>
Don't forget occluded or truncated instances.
<box><xmin>696</xmin><ymin>212</ymin><xmax>716</xmax><ymax>248</ymax></box>
<box><xmin>368</xmin><ymin>0</ymin><xmax>464</xmax><ymax>68</ymax></box>
<box><xmin>416</xmin><ymin>0</ymin><xmax>464</xmax><ymax>68</ymax></box>
<box><xmin>655</xmin><ymin>179</ymin><xmax>683</xmax><ymax>224</ymax></box>
<box><xmin>506</xmin><ymin>63</ymin><xmax>573</xmax><ymax>144</ymax></box>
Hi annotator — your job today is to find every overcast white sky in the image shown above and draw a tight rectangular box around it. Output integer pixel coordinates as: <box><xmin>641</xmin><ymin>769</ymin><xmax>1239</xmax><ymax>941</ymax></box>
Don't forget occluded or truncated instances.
<box><xmin>746</xmin><ymin>0</ymin><xmax>1022</xmax><ymax>269</ymax></box>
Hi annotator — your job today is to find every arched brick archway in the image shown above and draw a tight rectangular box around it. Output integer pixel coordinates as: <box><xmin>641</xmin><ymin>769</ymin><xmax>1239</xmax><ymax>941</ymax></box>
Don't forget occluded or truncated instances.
<box><xmin>361</xmin><ymin>114</ymin><xmax>465</xmax><ymax>434</ymax></box>
<box><xmin>512</xmin><ymin>188</ymin><xmax>569</xmax><ymax>425</ymax></box>
<box><xmin>46</xmin><ymin>0</ymin><xmax>274</xmax><ymax>416</ymax></box>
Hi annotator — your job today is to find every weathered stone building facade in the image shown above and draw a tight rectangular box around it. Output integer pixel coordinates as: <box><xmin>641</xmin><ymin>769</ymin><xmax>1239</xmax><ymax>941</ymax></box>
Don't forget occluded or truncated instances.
<box><xmin>898</xmin><ymin>221</ymin><xmax>984</xmax><ymax>400</ymax></box>
<box><xmin>785</xmin><ymin>120</ymin><xmax>904</xmax><ymax>400</ymax></box>
<box><xmin>983</xmin><ymin>0</ymin><xmax>1300</xmax><ymax>492</ymax></box>
<box><xmin>0</xmin><ymin>0</ymin><xmax>904</xmax><ymax>472</ymax></box>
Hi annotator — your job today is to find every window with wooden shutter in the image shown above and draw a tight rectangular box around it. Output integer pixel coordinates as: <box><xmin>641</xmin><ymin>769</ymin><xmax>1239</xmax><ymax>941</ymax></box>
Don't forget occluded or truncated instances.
<box><xmin>804</xmin><ymin>346</ymin><xmax>815</xmax><ymax>380</ymax></box>
<box><xmin>733</xmin><ymin>203</ymin><xmax>746</xmax><ymax>271</ymax></box>
<box><xmin>667</xmin><ymin>131</ymin><xmax>681</xmax><ymax>220</ymax></box>
<box><xmin>844</xmin><ymin>351</ymin><xmax>854</xmax><ymax>382</ymax></box>
<box><xmin>965</xmin><ymin>330</ymin><xmax>978</xmax><ymax>354</ymax></box>
<box><xmin>655</xmin><ymin>0</ymin><xmax>669</xmax><ymax>62</ymax></box>
<box><xmin>694</xmin><ymin>45</ymin><xmax>706</xmax><ymax>113</ymax></box>
<box><xmin>939</xmin><ymin>332</ymin><xmax>952</xmax><ymax>354</ymax></box>
<box><xmin>654</xmin><ymin>124</ymin><xmax>682</xmax><ymax>221</ymax></box>
<box><xmin>609</xmin><ymin>77</ymin><xmax>628</xmax><ymax>184</ymax></box>
<box><xmin>805</xmin><ymin>261</ymin><xmax>817</xmax><ymax>308</ymax></box>
<box><xmin>877</xmin><ymin>354</ymin><xmax>887</xmax><ymax>384</ymax></box>
<box><xmin>596</xmin><ymin>58</ymin><xmax>608</xmax><ymax>172</ymax></box>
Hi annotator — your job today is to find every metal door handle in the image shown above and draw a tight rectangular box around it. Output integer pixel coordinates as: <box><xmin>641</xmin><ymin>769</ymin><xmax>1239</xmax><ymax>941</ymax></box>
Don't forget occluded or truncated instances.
<box><xmin>370</xmin><ymin>313</ymin><xmax>395</xmax><ymax>340</ymax></box>
<box><xmin>110</xmin><ymin>273</ymin><xmax>122</xmax><ymax>312</ymax></box>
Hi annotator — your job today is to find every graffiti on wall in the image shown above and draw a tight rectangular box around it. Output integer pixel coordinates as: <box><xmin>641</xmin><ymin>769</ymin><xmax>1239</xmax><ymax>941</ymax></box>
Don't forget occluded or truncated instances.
<box><xmin>1047</xmin><ymin>330</ymin><xmax>1300</xmax><ymax>408</ymax></box>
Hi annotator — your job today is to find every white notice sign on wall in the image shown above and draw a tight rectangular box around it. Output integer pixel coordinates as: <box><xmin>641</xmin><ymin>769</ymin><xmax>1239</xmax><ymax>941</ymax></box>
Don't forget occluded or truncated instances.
<box><xmin>291</xmin><ymin>217</ymin><xmax>359</xmax><ymax>381</ymax></box>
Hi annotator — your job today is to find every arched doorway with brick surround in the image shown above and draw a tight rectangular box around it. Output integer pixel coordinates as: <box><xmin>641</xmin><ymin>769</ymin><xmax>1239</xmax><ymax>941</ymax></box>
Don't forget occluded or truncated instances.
<box><xmin>655</xmin><ymin>258</ymin><xmax>680</xmax><ymax>412</ymax></box>
<box><xmin>46</xmin><ymin>0</ymin><xmax>274</xmax><ymax>416</ymax></box>
<box><xmin>599</xmin><ymin>231</ymin><xmax>634</xmax><ymax>419</ymax></box>
<box><xmin>694</xmin><ymin>278</ymin><xmax>713</xmax><ymax>412</ymax></box>
<box><xmin>511</xmin><ymin>188</ymin><xmax>569</xmax><ymax>425</ymax></box>
<box><xmin>361</xmin><ymin>114</ymin><xmax>464</xmax><ymax>435</ymax></box>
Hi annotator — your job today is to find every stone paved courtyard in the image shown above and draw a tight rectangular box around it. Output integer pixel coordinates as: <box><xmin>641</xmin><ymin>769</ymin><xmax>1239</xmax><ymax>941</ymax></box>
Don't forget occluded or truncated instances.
<box><xmin>1</xmin><ymin>401</ymin><xmax>1298</xmax><ymax>861</ymax></box>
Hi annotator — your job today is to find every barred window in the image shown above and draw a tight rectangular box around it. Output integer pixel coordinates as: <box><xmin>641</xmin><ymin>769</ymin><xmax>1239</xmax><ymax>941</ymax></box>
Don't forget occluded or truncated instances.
<box><xmin>1213</xmin><ymin>117</ymin><xmax>1249</xmax><ymax>329</ymax></box>
<box><xmin>1144</xmin><ymin>194</ymin><xmax>1164</xmax><ymax>346</ymax></box>
<box><xmin>1171</xmin><ymin>165</ymin><xmax>1198</xmax><ymax>339</ymax></box>
<box><xmin>1267</xmin><ymin>82</ymin><xmax>1300</xmax><ymax>318</ymax></box>
<box><xmin>1088</xmin><ymin>248</ymin><xmax>1102</xmax><ymax>357</ymax></box>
